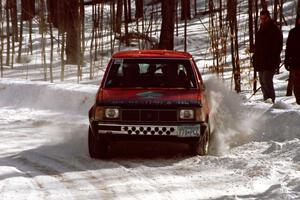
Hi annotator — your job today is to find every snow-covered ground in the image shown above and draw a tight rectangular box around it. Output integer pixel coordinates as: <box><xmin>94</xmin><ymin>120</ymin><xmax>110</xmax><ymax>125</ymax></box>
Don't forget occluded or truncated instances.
<box><xmin>1</xmin><ymin>1</ymin><xmax>300</xmax><ymax>199</ymax></box>
<box><xmin>0</xmin><ymin>76</ymin><xmax>299</xmax><ymax>199</ymax></box>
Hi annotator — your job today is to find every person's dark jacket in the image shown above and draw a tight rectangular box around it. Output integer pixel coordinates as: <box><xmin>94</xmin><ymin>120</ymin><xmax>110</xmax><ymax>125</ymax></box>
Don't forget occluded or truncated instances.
<box><xmin>253</xmin><ymin>20</ymin><xmax>283</xmax><ymax>71</ymax></box>
<box><xmin>284</xmin><ymin>24</ymin><xmax>300</xmax><ymax>71</ymax></box>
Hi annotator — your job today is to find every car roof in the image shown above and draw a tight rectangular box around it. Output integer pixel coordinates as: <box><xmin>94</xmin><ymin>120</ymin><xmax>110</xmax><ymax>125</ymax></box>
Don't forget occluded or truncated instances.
<box><xmin>112</xmin><ymin>50</ymin><xmax>193</xmax><ymax>59</ymax></box>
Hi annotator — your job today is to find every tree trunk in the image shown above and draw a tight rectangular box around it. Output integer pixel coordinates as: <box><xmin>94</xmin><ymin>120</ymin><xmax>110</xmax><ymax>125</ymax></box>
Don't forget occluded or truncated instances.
<box><xmin>135</xmin><ymin>0</ymin><xmax>143</xmax><ymax>19</ymax></box>
<box><xmin>110</xmin><ymin>1</ymin><xmax>115</xmax><ymax>55</ymax></box>
<box><xmin>79</xmin><ymin>0</ymin><xmax>85</xmax><ymax>82</ymax></box>
<box><xmin>159</xmin><ymin>0</ymin><xmax>175</xmax><ymax>50</ymax></box>
<box><xmin>184</xmin><ymin>15</ymin><xmax>187</xmax><ymax>52</ymax></box>
<box><xmin>248</xmin><ymin>0</ymin><xmax>256</xmax><ymax>92</ymax></box>
<box><xmin>181</xmin><ymin>0</ymin><xmax>191</xmax><ymax>20</ymax></box>
<box><xmin>49</xmin><ymin>23</ymin><xmax>54</xmax><ymax>83</ymax></box>
<box><xmin>21</xmin><ymin>0</ymin><xmax>35</xmax><ymax>58</ymax></box>
<box><xmin>17</xmin><ymin>16</ymin><xmax>23</xmax><ymax>63</ymax></box>
<box><xmin>21</xmin><ymin>0</ymin><xmax>35</xmax><ymax>21</ymax></box>
<box><xmin>115</xmin><ymin>0</ymin><xmax>123</xmax><ymax>33</ymax></box>
<box><xmin>248</xmin><ymin>0</ymin><xmax>254</xmax><ymax>51</ymax></box>
<box><xmin>0</xmin><ymin>2</ymin><xmax>3</xmax><ymax>77</ymax></box>
<box><xmin>176</xmin><ymin>0</ymin><xmax>179</xmax><ymax>37</ymax></box>
<box><xmin>124</xmin><ymin>0</ymin><xmax>129</xmax><ymax>46</ymax></box>
<box><xmin>47</xmin><ymin>0</ymin><xmax>80</xmax><ymax>64</ymax></box>
<box><xmin>65</xmin><ymin>0</ymin><xmax>80</xmax><ymax>64</ymax></box>
<box><xmin>253</xmin><ymin>0</ymin><xmax>259</xmax><ymax>92</ymax></box>
<box><xmin>228</xmin><ymin>0</ymin><xmax>241</xmax><ymax>92</ymax></box>
<box><xmin>5</xmin><ymin>4</ymin><xmax>10</xmax><ymax>66</ymax></box>
<box><xmin>90</xmin><ymin>2</ymin><xmax>96</xmax><ymax>79</ymax></box>
<box><xmin>10</xmin><ymin>0</ymin><xmax>18</xmax><ymax>41</ymax></box>
<box><xmin>279</xmin><ymin>0</ymin><xmax>283</xmax><ymax>30</ymax></box>
<box><xmin>61</xmin><ymin>32</ymin><xmax>65</xmax><ymax>81</ymax></box>
<box><xmin>28</xmin><ymin>19</ymin><xmax>33</xmax><ymax>54</ymax></box>
<box><xmin>273</xmin><ymin>0</ymin><xmax>279</xmax><ymax>22</ymax></box>
<box><xmin>127</xmin><ymin>0</ymin><xmax>132</xmax><ymax>22</ymax></box>
<box><xmin>80</xmin><ymin>0</ymin><xmax>85</xmax><ymax>55</ymax></box>
<box><xmin>39</xmin><ymin>0</ymin><xmax>47</xmax><ymax>81</ymax></box>
<box><xmin>219</xmin><ymin>0</ymin><xmax>223</xmax><ymax>29</ymax></box>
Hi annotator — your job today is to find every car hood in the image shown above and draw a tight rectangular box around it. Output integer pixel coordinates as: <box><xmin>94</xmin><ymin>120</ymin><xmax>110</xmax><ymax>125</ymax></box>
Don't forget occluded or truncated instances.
<box><xmin>97</xmin><ymin>88</ymin><xmax>203</xmax><ymax>107</ymax></box>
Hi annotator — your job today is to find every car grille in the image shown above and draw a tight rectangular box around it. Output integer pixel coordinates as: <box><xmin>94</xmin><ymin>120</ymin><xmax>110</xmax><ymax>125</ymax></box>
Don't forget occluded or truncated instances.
<box><xmin>122</xmin><ymin>109</ymin><xmax>178</xmax><ymax>122</ymax></box>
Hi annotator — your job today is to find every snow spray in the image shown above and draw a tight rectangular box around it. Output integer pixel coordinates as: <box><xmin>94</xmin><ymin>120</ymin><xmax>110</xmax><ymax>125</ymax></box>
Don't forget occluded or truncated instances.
<box><xmin>205</xmin><ymin>77</ymin><xmax>263</xmax><ymax>155</ymax></box>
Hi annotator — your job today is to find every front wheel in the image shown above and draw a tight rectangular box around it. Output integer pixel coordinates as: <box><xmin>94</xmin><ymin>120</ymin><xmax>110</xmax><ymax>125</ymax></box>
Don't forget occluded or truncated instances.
<box><xmin>189</xmin><ymin>123</ymin><xmax>210</xmax><ymax>156</ymax></box>
<box><xmin>88</xmin><ymin>127</ymin><xmax>109</xmax><ymax>159</ymax></box>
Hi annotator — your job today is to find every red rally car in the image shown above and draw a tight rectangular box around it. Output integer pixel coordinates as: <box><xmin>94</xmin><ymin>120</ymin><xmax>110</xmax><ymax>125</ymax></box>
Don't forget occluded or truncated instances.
<box><xmin>88</xmin><ymin>50</ymin><xmax>211</xmax><ymax>158</ymax></box>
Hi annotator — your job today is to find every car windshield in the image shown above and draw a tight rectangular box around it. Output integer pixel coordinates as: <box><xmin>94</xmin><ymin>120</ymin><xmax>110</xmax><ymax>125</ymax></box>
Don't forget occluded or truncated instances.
<box><xmin>104</xmin><ymin>58</ymin><xmax>197</xmax><ymax>88</ymax></box>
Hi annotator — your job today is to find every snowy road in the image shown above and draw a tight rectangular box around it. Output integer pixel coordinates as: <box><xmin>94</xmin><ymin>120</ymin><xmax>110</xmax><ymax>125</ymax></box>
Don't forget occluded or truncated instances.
<box><xmin>0</xmin><ymin>79</ymin><xmax>300</xmax><ymax>199</ymax></box>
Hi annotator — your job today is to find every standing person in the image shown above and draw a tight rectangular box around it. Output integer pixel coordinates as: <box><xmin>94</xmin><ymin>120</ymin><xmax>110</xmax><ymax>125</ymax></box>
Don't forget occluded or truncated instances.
<box><xmin>284</xmin><ymin>15</ymin><xmax>300</xmax><ymax>104</ymax></box>
<box><xmin>253</xmin><ymin>10</ymin><xmax>283</xmax><ymax>103</ymax></box>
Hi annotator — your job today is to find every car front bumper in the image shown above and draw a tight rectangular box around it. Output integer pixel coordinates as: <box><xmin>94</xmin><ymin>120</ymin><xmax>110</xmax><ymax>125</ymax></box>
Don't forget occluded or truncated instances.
<box><xmin>90</xmin><ymin>121</ymin><xmax>208</xmax><ymax>139</ymax></box>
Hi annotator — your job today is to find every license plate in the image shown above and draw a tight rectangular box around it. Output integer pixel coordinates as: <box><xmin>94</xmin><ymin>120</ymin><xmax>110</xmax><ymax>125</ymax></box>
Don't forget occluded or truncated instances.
<box><xmin>177</xmin><ymin>125</ymin><xmax>201</xmax><ymax>137</ymax></box>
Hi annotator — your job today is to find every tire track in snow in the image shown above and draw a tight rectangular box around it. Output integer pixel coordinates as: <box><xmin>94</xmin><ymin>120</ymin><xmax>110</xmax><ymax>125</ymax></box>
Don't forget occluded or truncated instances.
<box><xmin>8</xmin><ymin>152</ymin><xmax>102</xmax><ymax>200</ymax></box>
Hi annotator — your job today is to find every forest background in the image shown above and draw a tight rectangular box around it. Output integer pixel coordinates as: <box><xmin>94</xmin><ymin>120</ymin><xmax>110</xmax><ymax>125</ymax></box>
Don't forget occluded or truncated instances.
<box><xmin>1</xmin><ymin>0</ymin><xmax>300</xmax><ymax>94</ymax></box>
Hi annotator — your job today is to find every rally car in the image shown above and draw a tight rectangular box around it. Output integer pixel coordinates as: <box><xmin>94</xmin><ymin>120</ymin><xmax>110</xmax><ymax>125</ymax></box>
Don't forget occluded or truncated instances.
<box><xmin>88</xmin><ymin>50</ymin><xmax>211</xmax><ymax>158</ymax></box>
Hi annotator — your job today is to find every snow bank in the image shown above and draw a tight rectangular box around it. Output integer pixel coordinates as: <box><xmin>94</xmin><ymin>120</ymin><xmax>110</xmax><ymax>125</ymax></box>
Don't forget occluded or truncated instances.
<box><xmin>0</xmin><ymin>79</ymin><xmax>98</xmax><ymax>116</ymax></box>
<box><xmin>255</xmin><ymin>109</ymin><xmax>300</xmax><ymax>142</ymax></box>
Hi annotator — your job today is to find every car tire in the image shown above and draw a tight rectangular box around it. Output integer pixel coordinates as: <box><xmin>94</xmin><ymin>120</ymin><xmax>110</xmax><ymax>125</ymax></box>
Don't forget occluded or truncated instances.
<box><xmin>189</xmin><ymin>122</ymin><xmax>210</xmax><ymax>156</ymax></box>
<box><xmin>88</xmin><ymin>127</ymin><xmax>109</xmax><ymax>159</ymax></box>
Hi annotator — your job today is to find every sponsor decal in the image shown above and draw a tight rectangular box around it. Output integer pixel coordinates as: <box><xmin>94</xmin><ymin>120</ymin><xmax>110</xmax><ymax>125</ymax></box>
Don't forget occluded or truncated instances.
<box><xmin>97</xmin><ymin>99</ymin><xmax>201</xmax><ymax>107</ymax></box>
<box><xmin>137</xmin><ymin>91</ymin><xmax>163</xmax><ymax>99</ymax></box>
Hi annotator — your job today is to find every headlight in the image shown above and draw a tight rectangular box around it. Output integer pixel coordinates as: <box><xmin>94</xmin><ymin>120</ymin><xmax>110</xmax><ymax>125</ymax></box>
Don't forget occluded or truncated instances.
<box><xmin>105</xmin><ymin>108</ymin><xmax>120</xmax><ymax>119</ymax></box>
<box><xmin>179</xmin><ymin>109</ymin><xmax>195</xmax><ymax>120</ymax></box>
<box><xmin>179</xmin><ymin>108</ymin><xmax>206</xmax><ymax>121</ymax></box>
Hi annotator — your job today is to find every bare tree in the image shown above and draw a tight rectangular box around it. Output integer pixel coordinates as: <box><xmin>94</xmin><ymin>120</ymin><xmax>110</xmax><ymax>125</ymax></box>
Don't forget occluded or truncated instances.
<box><xmin>252</xmin><ymin>0</ymin><xmax>259</xmax><ymax>92</ymax></box>
<box><xmin>127</xmin><ymin>0</ymin><xmax>132</xmax><ymax>22</ymax></box>
<box><xmin>65</xmin><ymin>0</ymin><xmax>80</xmax><ymax>64</ymax></box>
<box><xmin>39</xmin><ymin>0</ymin><xmax>47</xmax><ymax>81</ymax></box>
<box><xmin>47</xmin><ymin>0</ymin><xmax>80</xmax><ymax>65</ymax></box>
<box><xmin>49</xmin><ymin>23</ymin><xmax>54</xmax><ymax>83</ymax></box>
<box><xmin>273</xmin><ymin>0</ymin><xmax>279</xmax><ymax>22</ymax></box>
<box><xmin>110</xmin><ymin>1</ymin><xmax>115</xmax><ymax>54</ymax></box>
<box><xmin>159</xmin><ymin>0</ymin><xmax>175</xmax><ymax>50</ymax></box>
<box><xmin>79</xmin><ymin>0</ymin><xmax>85</xmax><ymax>82</ymax></box>
<box><xmin>248</xmin><ymin>0</ymin><xmax>256</xmax><ymax>93</ymax></box>
<box><xmin>124</xmin><ymin>0</ymin><xmax>129</xmax><ymax>46</ymax></box>
<box><xmin>135</xmin><ymin>0</ymin><xmax>143</xmax><ymax>19</ymax></box>
<box><xmin>207</xmin><ymin>0</ymin><xmax>227</xmax><ymax>77</ymax></box>
<box><xmin>181</xmin><ymin>0</ymin><xmax>191</xmax><ymax>20</ymax></box>
<box><xmin>61</xmin><ymin>32</ymin><xmax>65</xmax><ymax>81</ymax></box>
<box><xmin>0</xmin><ymin>2</ymin><xmax>3</xmax><ymax>77</ymax></box>
<box><xmin>10</xmin><ymin>0</ymin><xmax>17</xmax><ymax>41</ymax></box>
<box><xmin>228</xmin><ymin>0</ymin><xmax>241</xmax><ymax>92</ymax></box>
<box><xmin>115</xmin><ymin>0</ymin><xmax>123</xmax><ymax>33</ymax></box>
<box><xmin>21</xmin><ymin>0</ymin><xmax>35</xmax><ymax>55</ymax></box>
<box><xmin>5</xmin><ymin>1</ymin><xmax>10</xmax><ymax>66</ymax></box>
